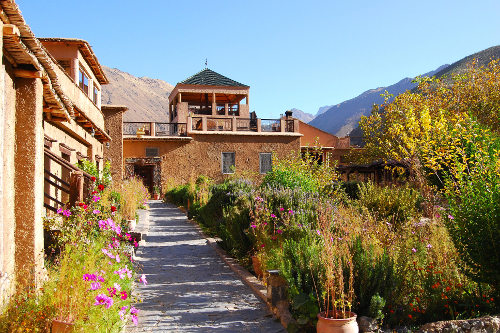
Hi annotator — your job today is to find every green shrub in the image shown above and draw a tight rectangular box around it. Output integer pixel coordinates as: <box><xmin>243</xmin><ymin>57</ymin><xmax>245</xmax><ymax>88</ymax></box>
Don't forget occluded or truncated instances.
<box><xmin>358</xmin><ymin>182</ymin><xmax>422</xmax><ymax>228</ymax></box>
<box><xmin>341</xmin><ymin>181</ymin><xmax>362</xmax><ymax>200</ymax></box>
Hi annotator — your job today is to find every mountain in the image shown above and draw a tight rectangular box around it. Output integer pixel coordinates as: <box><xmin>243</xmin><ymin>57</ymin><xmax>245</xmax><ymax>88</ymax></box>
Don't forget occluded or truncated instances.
<box><xmin>289</xmin><ymin>108</ymin><xmax>315</xmax><ymax>123</ymax></box>
<box><xmin>316</xmin><ymin>105</ymin><xmax>334</xmax><ymax>116</ymax></box>
<box><xmin>433</xmin><ymin>45</ymin><xmax>500</xmax><ymax>81</ymax></box>
<box><xmin>308</xmin><ymin>65</ymin><xmax>448</xmax><ymax>137</ymax></box>
<box><xmin>101</xmin><ymin>66</ymin><xmax>174</xmax><ymax>122</ymax></box>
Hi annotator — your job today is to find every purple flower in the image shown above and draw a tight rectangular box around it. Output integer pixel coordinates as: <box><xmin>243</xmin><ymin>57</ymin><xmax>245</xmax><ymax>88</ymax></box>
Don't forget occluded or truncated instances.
<box><xmin>448</xmin><ymin>214</ymin><xmax>454</xmax><ymax>219</ymax></box>
<box><xmin>83</xmin><ymin>274</ymin><xmax>97</xmax><ymax>281</ymax></box>
<box><xmin>426</xmin><ymin>244</ymin><xmax>433</xmax><ymax>249</ymax></box>
<box><xmin>62</xmin><ymin>210</ymin><xmax>71</xmax><ymax>217</ymax></box>
<box><xmin>271</xmin><ymin>214</ymin><xmax>276</xmax><ymax>218</ymax></box>
<box><xmin>92</xmin><ymin>196</ymin><xmax>101</xmax><ymax>202</ymax></box>
<box><xmin>279</xmin><ymin>207</ymin><xmax>284</xmax><ymax>212</ymax></box>
<box><xmin>288</xmin><ymin>210</ymin><xmax>294</xmax><ymax>215</ymax></box>
<box><xmin>316</xmin><ymin>230</ymin><xmax>321</xmax><ymax>236</ymax></box>
<box><xmin>139</xmin><ymin>274</ymin><xmax>148</xmax><ymax>286</ymax></box>
<box><xmin>435</xmin><ymin>213</ymin><xmax>441</xmax><ymax>219</ymax></box>
<box><xmin>93</xmin><ymin>209</ymin><xmax>101</xmax><ymax>214</ymax></box>
<box><xmin>94</xmin><ymin>294</ymin><xmax>114</xmax><ymax>309</ymax></box>
<box><xmin>276</xmin><ymin>229</ymin><xmax>283</xmax><ymax>234</ymax></box>
<box><xmin>263</xmin><ymin>222</ymin><xmax>268</xmax><ymax>226</ymax></box>
<box><xmin>412</xmin><ymin>248</ymin><xmax>417</xmax><ymax>253</ymax></box>
<box><xmin>250</xmin><ymin>224</ymin><xmax>256</xmax><ymax>228</ymax></box>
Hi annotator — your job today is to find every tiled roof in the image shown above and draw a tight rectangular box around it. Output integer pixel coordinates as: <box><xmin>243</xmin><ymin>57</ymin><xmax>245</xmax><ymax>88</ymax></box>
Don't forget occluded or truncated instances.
<box><xmin>179</xmin><ymin>68</ymin><xmax>248</xmax><ymax>87</ymax></box>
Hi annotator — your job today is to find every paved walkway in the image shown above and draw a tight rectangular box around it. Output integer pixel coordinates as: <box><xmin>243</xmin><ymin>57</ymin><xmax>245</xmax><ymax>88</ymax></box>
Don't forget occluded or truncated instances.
<box><xmin>127</xmin><ymin>201</ymin><xmax>285</xmax><ymax>333</ymax></box>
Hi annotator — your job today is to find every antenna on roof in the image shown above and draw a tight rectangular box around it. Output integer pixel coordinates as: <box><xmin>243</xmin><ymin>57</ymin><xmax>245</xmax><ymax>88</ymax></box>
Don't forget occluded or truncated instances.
<box><xmin>205</xmin><ymin>58</ymin><xmax>208</xmax><ymax>69</ymax></box>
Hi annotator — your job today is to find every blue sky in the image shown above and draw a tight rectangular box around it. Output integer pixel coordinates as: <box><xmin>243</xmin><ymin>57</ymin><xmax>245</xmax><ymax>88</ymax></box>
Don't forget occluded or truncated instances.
<box><xmin>17</xmin><ymin>0</ymin><xmax>500</xmax><ymax>119</ymax></box>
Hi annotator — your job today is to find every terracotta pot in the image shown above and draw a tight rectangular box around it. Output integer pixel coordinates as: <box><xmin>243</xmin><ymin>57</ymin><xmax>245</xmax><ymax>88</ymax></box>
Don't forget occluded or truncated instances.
<box><xmin>154</xmin><ymin>193</ymin><xmax>160</xmax><ymax>200</ymax></box>
<box><xmin>52</xmin><ymin>319</ymin><xmax>74</xmax><ymax>333</ymax></box>
<box><xmin>317</xmin><ymin>310</ymin><xmax>358</xmax><ymax>333</ymax></box>
<box><xmin>252</xmin><ymin>255</ymin><xmax>263</xmax><ymax>279</ymax></box>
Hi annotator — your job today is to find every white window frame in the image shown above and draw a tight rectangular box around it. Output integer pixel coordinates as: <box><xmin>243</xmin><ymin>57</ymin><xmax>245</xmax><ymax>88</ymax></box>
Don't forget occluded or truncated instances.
<box><xmin>259</xmin><ymin>153</ymin><xmax>272</xmax><ymax>174</ymax></box>
<box><xmin>221</xmin><ymin>152</ymin><xmax>235</xmax><ymax>174</ymax></box>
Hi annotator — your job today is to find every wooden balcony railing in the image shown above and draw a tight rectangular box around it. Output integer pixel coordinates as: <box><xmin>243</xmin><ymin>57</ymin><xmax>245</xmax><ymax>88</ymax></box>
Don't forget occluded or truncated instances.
<box><xmin>123</xmin><ymin>122</ymin><xmax>187</xmax><ymax>137</ymax></box>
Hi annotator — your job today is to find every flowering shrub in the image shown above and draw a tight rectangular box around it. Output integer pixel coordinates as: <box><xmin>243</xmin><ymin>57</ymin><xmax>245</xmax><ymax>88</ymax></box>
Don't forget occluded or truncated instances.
<box><xmin>0</xmin><ymin>178</ymin><xmax>147</xmax><ymax>331</ymax></box>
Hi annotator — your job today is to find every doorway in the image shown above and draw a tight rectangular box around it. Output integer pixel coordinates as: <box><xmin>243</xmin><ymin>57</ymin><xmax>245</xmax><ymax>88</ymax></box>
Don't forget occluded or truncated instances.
<box><xmin>134</xmin><ymin>165</ymin><xmax>154</xmax><ymax>197</ymax></box>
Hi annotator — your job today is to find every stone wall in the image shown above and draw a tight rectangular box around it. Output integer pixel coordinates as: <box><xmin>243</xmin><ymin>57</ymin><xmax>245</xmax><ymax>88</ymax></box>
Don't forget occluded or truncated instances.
<box><xmin>103</xmin><ymin>106</ymin><xmax>126</xmax><ymax>182</ymax></box>
<box><xmin>123</xmin><ymin>133</ymin><xmax>301</xmax><ymax>187</ymax></box>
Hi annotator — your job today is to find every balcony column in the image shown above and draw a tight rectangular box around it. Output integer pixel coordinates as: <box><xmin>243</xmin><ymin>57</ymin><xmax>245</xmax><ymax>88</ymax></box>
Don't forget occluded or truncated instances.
<box><xmin>150</xmin><ymin>122</ymin><xmax>156</xmax><ymax>137</ymax></box>
<box><xmin>294</xmin><ymin>119</ymin><xmax>299</xmax><ymax>133</ymax></box>
<box><xmin>225</xmin><ymin>103</ymin><xmax>228</xmax><ymax>116</ymax></box>
<box><xmin>202</xmin><ymin>117</ymin><xmax>207</xmax><ymax>131</ymax></box>
<box><xmin>280</xmin><ymin>118</ymin><xmax>286</xmax><ymax>132</ymax></box>
<box><xmin>212</xmin><ymin>92</ymin><xmax>216</xmax><ymax>116</ymax></box>
<box><xmin>187</xmin><ymin>117</ymin><xmax>193</xmax><ymax>132</ymax></box>
<box><xmin>257</xmin><ymin>119</ymin><xmax>262</xmax><ymax>132</ymax></box>
<box><xmin>232</xmin><ymin>117</ymin><xmax>237</xmax><ymax>132</ymax></box>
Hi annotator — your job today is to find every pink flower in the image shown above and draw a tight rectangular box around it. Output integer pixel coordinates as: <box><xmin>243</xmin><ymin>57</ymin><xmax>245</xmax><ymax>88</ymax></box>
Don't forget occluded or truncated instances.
<box><xmin>426</xmin><ymin>244</ymin><xmax>433</xmax><ymax>249</ymax></box>
<box><xmin>90</xmin><ymin>282</ymin><xmax>101</xmax><ymax>290</ymax></box>
<box><xmin>276</xmin><ymin>229</ymin><xmax>282</xmax><ymax>234</ymax></box>
<box><xmin>271</xmin><ymin>214</ymin><xmax>276</xmax><ymax>218</ymax></box>
<box><xmin>83</xmin><ymin>274</ymin><xmax>97</xmax><ymax>281</ymax></box>
<box><xmin>62</xmin><ymin>210</ymin><xmax>71</xmax><ymax>217</ymax></box>
<box><xmin>263</xmin><ymin>222</ymin><xmax>268</xmax><ymax>226</ymax></box>
<box><xmin>115</xmin><ymin>254</ymin><xmax>120</xmax><ymax>263</ymax></box>
<box><xmin>119</xmin><ymin>306</ymin><xmax>128</xmax><ymax>321</ymax></box>
<box><xmin>316</xmin><ymin>230</ymin><xmax>321</xmax><ymax>236</ymax></box>
<box><xmin>260</xmin><ymin>244</ymin><xmax>265</xmax><ymax>248</ymax></box>
<box><xmin>114</xmin><ymin>283</ymin><xmax>122</xmax><ymax>291</ymax></box>
<box><xmin>250</xmin><ymin>224</ymin><xmax>256</xmax><ymax>228</ymax></box>
<box><xmin>448</xmin><ymin>214</ymin><xmax>454</xmax><ymax>219</ymax></box>
<box><xmin>279</xmin><ymin>207</ymin><xmax>284</xmax><ymax>212</ymax></box>
<box><xmin>130</xmin><ymin>306</ymin><xmax>139</xmax><ymax>315</ymax></box>
<box><xmin>288</xmin><ymin>210</ymin><xmax>294</xmax><ymax>215</ymax></box>
<box><xmin>94</xmin><ymin>294</ymin><xmax>113</xmax><ymax>309</ymax></box>
<box><xmin>93</xmin><ymin>209</ymin><xmax>101</xmax><ymax>214</ymax></box>
<box><xmin>139</xmin><ymin>274</ymin><xmax>148</xmax><ymax>286</ymax></box>
<box><xmin>120</xmin><ymin>290</ymin><xmax>128</xmax><ymax>300</ymax></box>
<box><xmin>92</xmin><ymin>196</ymin><xmax>101</xmax><ymax>202</ymax></box>
<box><xmin>131</xmin><ymin>314</ymin><xmax>138</xmax><ymax>325</ymax></box>
<box><xmin>412</xmin><ymin>248</ymin><xmax>417</xmax><ymax>253</ymax></box>
<box><xmin>134</xmin><ymin>240</ymin><xmax>138</xmax><ymax>248</ymax></box>
<box><xmin>107</xmin><ymin>287</ymin><xmax>117</xmax><ymax>296</ymax></box>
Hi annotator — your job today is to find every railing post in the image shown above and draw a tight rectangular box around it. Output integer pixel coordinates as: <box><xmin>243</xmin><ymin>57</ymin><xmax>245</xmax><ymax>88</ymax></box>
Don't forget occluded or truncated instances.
<box><xmin>202</xmin><ymin>117</ymin><xmax>207</xmax><ymax>131</ymax></box>
<box><xmin>294</xmin><ymin>119</ymin><xmax>299</xmax><ymax>133</ymax></box>
<box><xmin>280</xmin><ymin>118</ymin><xmax>285</xmax><ymax>132</ymax></box>
<box><xmin>187</xmin><ymin>117</ymin><xmax>192</xmax><ymax>132</ymax></box>
<box><xmin>257</xmin><ymin>119</ymin><xmax>262</xmax><ymax>132</ymax></box>
<box><xmin>150</xmin><ymin>122</ymin><xmax>156</xmax><ymax>137</ymax></box>
<box><xmin>69</xmin><ymin>171</ymin><xmax>84</xmax><ymax>207</ymax></box>
<box><xmin>232</xmin><ymin>117</ymin><xmax>237</xmax><ymax>132</ymax></box>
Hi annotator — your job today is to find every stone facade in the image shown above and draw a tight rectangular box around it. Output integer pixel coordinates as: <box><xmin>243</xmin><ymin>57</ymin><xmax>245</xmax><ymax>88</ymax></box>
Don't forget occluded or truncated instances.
<box><xmin>0</xmin><ymin>1</ymin><xmax>115</xmax><ymax>304</ymax></box>
<box><xmin>103</xmin><ymin>105</ymin><xmax>128</xmax><ymax>182</ymax></box>
<box><xmin>123</xmin><ymin>133</ymin><xmax>301</xmax><ymax>188</ymax></box>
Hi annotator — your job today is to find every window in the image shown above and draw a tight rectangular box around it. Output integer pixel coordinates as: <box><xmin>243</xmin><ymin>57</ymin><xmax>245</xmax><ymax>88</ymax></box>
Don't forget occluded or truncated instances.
<box><xmin>221</xmin><ymin>152</ymin><xmax>235</xmax><ymax>174</ymax></box>
<box><xmin>259</xmin><ymin>153</ymin><xmax>272</xmax><ymax>174</ymax></box>
<box><xmin>79</xmin><ymin>68</ymin><xmax>89</xmax><ymax>95</ymax></box>
<box><xmin>145</xmin><ymin>147</ymin><xmax>159</xmax><ymax>157</ymax></box>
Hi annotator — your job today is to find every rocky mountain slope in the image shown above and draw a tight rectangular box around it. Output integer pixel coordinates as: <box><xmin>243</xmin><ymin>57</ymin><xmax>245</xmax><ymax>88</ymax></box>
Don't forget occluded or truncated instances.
<box><xmin>101</xmin><ymin>66</ymin><xmax>173</xmax><ymax>122</ymax></box>
<box><xmin>308</xmin><ymin>65</ymin><xmax>448</xmax><ymax>137</ymax></box>
<box><xmin>289</xmin><ymin>108</ymin><xmax>315</xmax><ymax>123</ymax></box>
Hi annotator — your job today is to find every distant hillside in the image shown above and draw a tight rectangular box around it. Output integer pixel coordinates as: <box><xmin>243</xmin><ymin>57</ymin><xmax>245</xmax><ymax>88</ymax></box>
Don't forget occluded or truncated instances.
<box><xmin>433</xmin><ymin>45</ymin><xmax>500</xmax><ymax>81</ymax></box>
<box><xmin>309</xmin><ymin>65</ymin><xmax>448</xmax><ymax>137</ymax></box>
<box><xmin>316</xmin><ymin>105</ymin><xmax>334</xmax><ymax>117</ymax></box>
<box><xmin>101</xmin><ymin>66</ymin><xmax>173</xmax><ymax>122</ymax></box>
<box><xmin>290</xmin><ymin>108</ymin><xmax>315</xmax><ymax>123</ymax></box>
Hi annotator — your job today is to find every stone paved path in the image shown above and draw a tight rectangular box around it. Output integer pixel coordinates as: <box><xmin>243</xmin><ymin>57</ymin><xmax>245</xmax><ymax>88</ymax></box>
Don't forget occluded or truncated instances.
<box><xmin>127</xmin><ymin>201</ymin><xmax>285</xmax><ymax>333</ymax></box>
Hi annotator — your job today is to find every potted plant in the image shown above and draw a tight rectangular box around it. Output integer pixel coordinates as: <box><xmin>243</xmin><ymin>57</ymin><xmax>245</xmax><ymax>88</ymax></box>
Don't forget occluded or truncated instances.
<box><xmin>316</xmin><ymin>204</ymin><xmax>358</xmax><ymax>333</ymax></box>
<box><xmin>153</xmin><ymin>185</ymin><xmax>161</xmax><ymax>200</ymax></box>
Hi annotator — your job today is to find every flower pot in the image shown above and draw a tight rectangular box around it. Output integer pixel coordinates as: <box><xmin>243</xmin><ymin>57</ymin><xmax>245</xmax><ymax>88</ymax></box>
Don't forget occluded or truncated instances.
<box><xmin>317</xmin><ymin>311</ymin><xmax>358</xmax><ymax>333</ymax></box>
<box><xmin>252</xmin><ymin>255</ymin><xmax>263</xmax><ymax>279</ymax></box>
<box><xmin>52</xmin><ymin>319</ymin><xmax>74</xmax><ymax>333</ymax></box>
<box><xmin>153</xmin><ymin>193</ymin><xmax>160</xmax><ymax>200</ymax></box>
<box><xmin>128</xmin><ymin>219</ymin><xmax>136</xmax><ymax>231</ymax></box>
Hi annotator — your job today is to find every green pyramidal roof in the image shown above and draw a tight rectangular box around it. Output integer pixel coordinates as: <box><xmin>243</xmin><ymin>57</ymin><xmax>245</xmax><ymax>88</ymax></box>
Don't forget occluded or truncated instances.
<box><xmin>179</xmin><ymin>68</ymin><xmax>248</xmax><ymax>87</ymax></box>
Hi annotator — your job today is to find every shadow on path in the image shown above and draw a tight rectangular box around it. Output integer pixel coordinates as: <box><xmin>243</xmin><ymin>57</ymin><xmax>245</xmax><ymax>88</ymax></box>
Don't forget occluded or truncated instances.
<box><xmin>127</xmin><ymin>201</ymin><xmax>285</xmax><ymax>333</ymax></box>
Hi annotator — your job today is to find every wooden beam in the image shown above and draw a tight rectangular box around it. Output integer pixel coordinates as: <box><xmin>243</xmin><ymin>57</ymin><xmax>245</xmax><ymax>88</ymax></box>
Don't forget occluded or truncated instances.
<box><xmin>14</xmin><ymin>68</ymin><xmax>43</xmax><ymax>79</ymax></box>
<box><xmin>2</xmin><ymin>48</ymin><xmax>17</xmax><ymax>67</ymax></box>
<box><xmin>3</xmin><ymin>24</ymin><xmax>20</xmax><ymax>37</ymax></box>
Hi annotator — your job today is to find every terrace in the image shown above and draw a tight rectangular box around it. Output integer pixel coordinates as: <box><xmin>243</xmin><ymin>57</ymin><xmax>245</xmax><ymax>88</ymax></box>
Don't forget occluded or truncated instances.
<box><xmin>123</xmin><ymin>116</ymin><xmax>299</xmax><ymax>138</ymax></box>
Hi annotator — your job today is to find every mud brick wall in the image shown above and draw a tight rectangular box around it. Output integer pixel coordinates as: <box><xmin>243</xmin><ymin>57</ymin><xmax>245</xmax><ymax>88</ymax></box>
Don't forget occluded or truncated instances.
<box><xmin>123</xmin><ymin>133</ymin><xmax>301</xmax><ymax>187</ymax></box>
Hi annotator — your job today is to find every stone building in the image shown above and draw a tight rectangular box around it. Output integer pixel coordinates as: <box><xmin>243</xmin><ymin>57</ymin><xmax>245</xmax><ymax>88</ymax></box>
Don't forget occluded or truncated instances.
<box><xmin>0</xmin><ymin>0</ymin><xmax>117</xmax><ymax>303</ymax></box>
<box><xmin>121</xmin><ymin>69</ymin><xmax>351</xmax><ymax>193</ymax></box>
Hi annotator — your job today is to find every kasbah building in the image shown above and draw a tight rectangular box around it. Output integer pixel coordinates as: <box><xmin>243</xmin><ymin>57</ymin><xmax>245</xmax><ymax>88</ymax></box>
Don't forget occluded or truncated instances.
<box><xmin>0</xmin><ymin>0</ymin><xmax>351</xmax><ymax>304</ymax></box>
